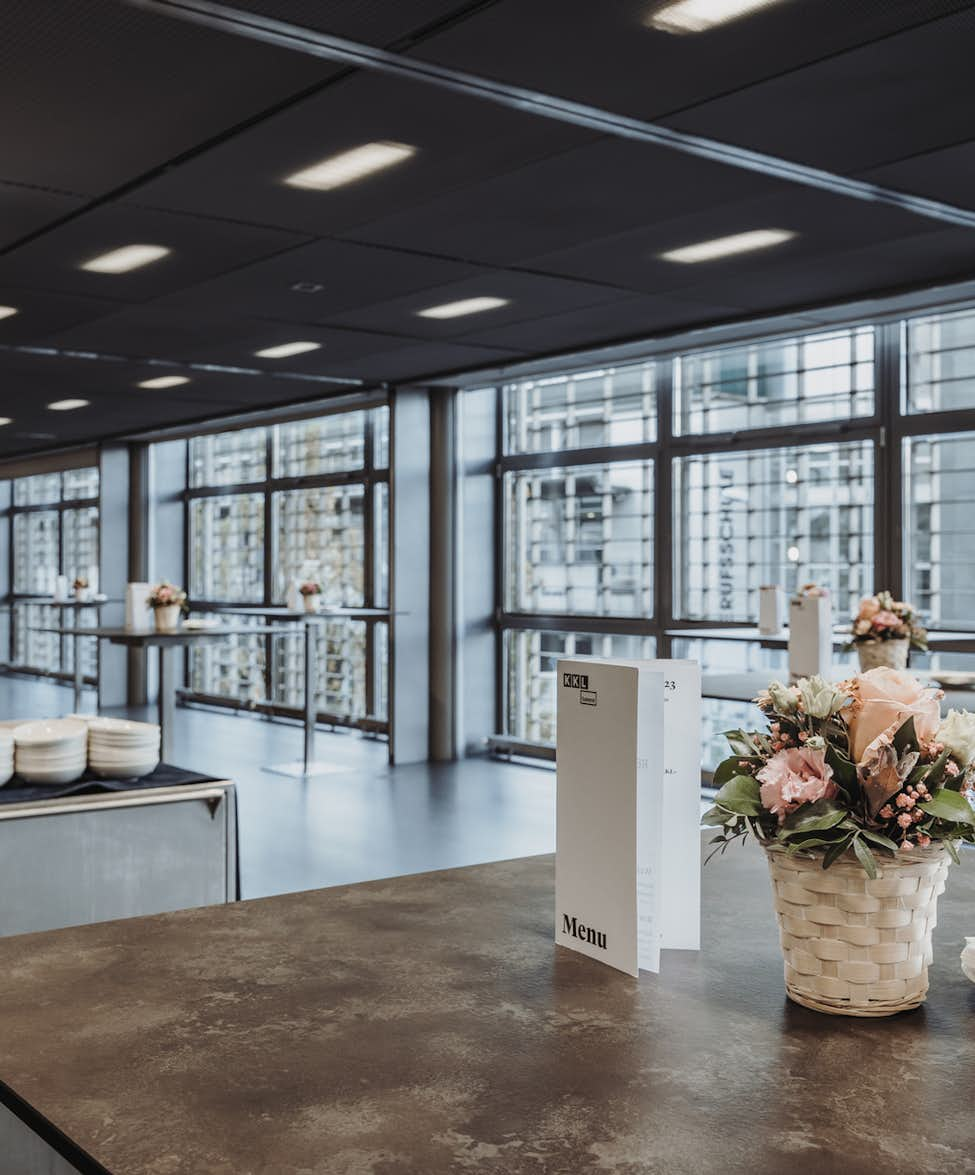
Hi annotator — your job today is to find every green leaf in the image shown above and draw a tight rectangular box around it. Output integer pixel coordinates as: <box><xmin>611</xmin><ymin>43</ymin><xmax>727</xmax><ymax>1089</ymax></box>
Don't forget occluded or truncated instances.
<box><xmin>783</xmin><ymin>832</ymin><xmax>852</xmax><ymax>853</ymax></box>
<box><xmin>779</xmin><ymin>798</ymin><xmax>847</xmax><ymax>837</ymax></box>
<box><xmin>822</xmin><ymin>833</ymin><xmax>855</xmax><ymax>869</ymax></box>
<box><xmin>944</xmin><ymin>838</ymin><xmax>961</xmax><ymax>865</ymax></box>
<box><xmin>893</xmin><ymin>716</ymin><xmax>917</xmax><ymax>754</ymax></box>
<box><xmin>858</xmin><ymin>827</ymin><xmax>900</xmax><ymax>856</ymax></box>
<box><xmin>712</xmin><ymin>756</ymin><xmax>753</xmax><ymax>788</ymax></box>
<box><xmin>924</xmin><ymin>748</ymin><xmax>956</xmax><ymax>792</ymax></box>
<box><xmin>701</xmin><ymin>805</ymin><xmax>734</xmax><ymax>827</ymax></box>
<box><xmin>713</xmin><ymin>774</ymin><xmax>763</xmax><ymax>817</ymax></box>
<box><xmin>852</xmin><ymin>835</ymin><xmax>878</xmax><ymax>879</ymax></box>
<box><xmin>724</xmin><ymin>730</ymin><xmax>758</xmax><ymax>757</ymax></box>
<box><xmin>825</xmin><ymin>745</ymin><xmax>857</xmax><ymax>791</ymax></box>
<box><xmin>919</xmin><ymin>788</ymin><xmax>975</xmax><ymax>825</ymax></box>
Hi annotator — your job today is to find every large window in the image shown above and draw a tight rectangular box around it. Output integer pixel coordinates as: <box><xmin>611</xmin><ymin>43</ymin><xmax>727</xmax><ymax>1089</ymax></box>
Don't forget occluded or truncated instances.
<box><xmin>7</xmin><ymin>467</ymin><xmax>100</xmax><ymax>681</ymax></box>
<box><xmin>493</xmin><ymin>307</ymin><xmax>975</xmax><ymax>768</ymax></box>
<box><xmin>184</xmin><ymin>405</ymin><xmax>390</xmax><ymax>731</ymax></box>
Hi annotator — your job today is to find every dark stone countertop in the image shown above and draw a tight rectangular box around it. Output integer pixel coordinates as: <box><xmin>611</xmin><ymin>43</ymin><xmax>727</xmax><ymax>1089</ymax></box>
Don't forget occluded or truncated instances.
<box><xmin>0</xmin><ymin>843</ymin><xmax>972</xmax><ymax>1175</ymax></box>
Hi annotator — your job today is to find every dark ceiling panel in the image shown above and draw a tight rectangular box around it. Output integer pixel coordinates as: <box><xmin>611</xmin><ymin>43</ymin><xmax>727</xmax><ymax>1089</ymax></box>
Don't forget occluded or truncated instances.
<box><xmin>152</xmin><ymin>239</ymin><xmax>483</xmax><ymax>320</ymax></box>
<box><xmin>452</xmin><ymin>293</ymin><xmax>745</xmax><ymax>352</ymax></box>
<box><xmin>0</xmin><ymin>182</ymin><xmax>85</xmax><ymax>251</ymax></box>
<box><xmin>342</xmin><ymin>137</ymin><xmax>790</xmax><ymax>266</ymax></box>
<box><xmin>858</xmin><ymin>141</ymin><xmax>975</xmax><ymax>212</ymax></box>
<box><xmin>325</xmin><ymin>269</ymin><xmax>628</xmax><ymax>340</ymax></box>
<box><xmin>0</xmin><ymin>205</ymin><xmax>308</xmax><ymax>303</ymax></box>
<box><xmin>224</xmin><ymin>0</ymin><xmax>498</xmax><ymax>46</ymax></box>
<box><xmin>660</xmin><ymin>11</ymin><xmax>975</xmax><ymax>175</ymax></box>
<box><xmin>128</xmin><ymin>72</ymin><xmax>597</xmax><ymax>235</ymax></box>
<box><xmin>319</xmin><ymin>339</ymin><xmax>524</xmax><ymax>382</ymax></box>
<box><xmin>0</xmin><ymin>288</ymin><xmax>123</xmax><ymax>343</ymax></box>
<box><xmin>519</xmin><ymin>188</ymin><xmax>946</xmax><ymax>297</ymax></box>
<box><xmin>409</xmin><ymin>0</ymin><xmax>974</xmax><ymax>124</ymax></box>
<box><xmin>0</xmin><ymin>0</ymin><xmax>338</xmax><ymax>196</ymax></box>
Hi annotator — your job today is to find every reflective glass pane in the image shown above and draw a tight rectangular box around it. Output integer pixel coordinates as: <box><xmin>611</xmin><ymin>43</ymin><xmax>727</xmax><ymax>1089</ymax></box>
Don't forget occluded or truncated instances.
<box><xmin>189</xmin><ymin>494</ymin><xmax>265</xmax><ymax>601</ymax></box>
<box><xmin>904</xmin><ymin>432</ymin><xmax>975</xmax><ymax>628</ymax></box>
<box><xmin>13</xmin><ymin>511</ymin><xmax>59</xmax><ymax>594</ymax></box>
<box><xmin>273</xmin><ymin>485</ymin><xmax>365</xmax><ymax>605</ymax></box>
<box><xmin>906</xmin><ymin>308</ymin><xmax>975</xmax><ymax>413</ymax></box>
<box><xmin>675</xmin><ymin>327</ymin><xmax>874</xmax><ymax>435</ymax></box>
<box><xmin>62</xmin><ymin>467</ymin><xmax>99</xmax><ymax>500</ymax></box>
<box><xmin>271</xmin><ymin>619</ymin><xmax>367</xmax><ymax>718</ymax></box>
<box><xmin>373</xmin><ymin>405</ymin><xmax>390</xmax><ymax>469</ymax></box>
<box><xmin>13</xmin><ymin>473</ymin><xmax>61</xmax><ymax>506</ymax></box>
<box><xmin>12</xmin><ymin>602</ymin><xmax>62</xmax><ymax>674</ymax></box>
<box><xmin>674</xmin><ymin>440</ymin><xmax>874</xmax><ymax>621</ymax></box>
<box><xmin>189</xmin><ymin>618</ymin><xmax>266</xmax><ymax>702</ymax></box>
<box><xmin>273</xmin><ymin>413</ymin><xmax>365</xmax><ymax>477</ymax></box>
<box><xmin>62</xmin><ymin>506</ymin><xmax>99</xmax><ymax>582</ymax></box>
<box><xmin>374</xmin><ymin>482</ymin><xmax>389</xmax><ymax>608</ymax></box>
<box><xmin>189</xmin><ymin>427</ymin><xmax>266</xmax><ymax>487</ymax></box>
<box><xmin>504</xmin><ymin>629</ymin><xmax>657</xmax><ymax>744</ymax></box>
<box><xmin>505</xmin><ymin>460</ymin><xmax>653</xmax><ymax>617</ymax></box>
<box><xmin>504</xmin><ymin>361</ymin><xmax>656</xmax><ymax>455</ymax></box>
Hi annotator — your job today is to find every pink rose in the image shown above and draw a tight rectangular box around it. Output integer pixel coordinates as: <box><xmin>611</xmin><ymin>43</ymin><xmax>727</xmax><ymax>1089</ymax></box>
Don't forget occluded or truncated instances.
<box><xmin>844</xmin><ymin>669</ymin><xmax>941</xmax><ymax>764</ymax></box>
<box><xmin>872</xmin><ymin>609</ymin><xmax>901</xmax><ymax>630</ymax></box>
<box><xmin>757</xmin><ymin>746</ymin><xmax>837</xmax><ymax>822</ymax></box>
<box><xmin>858</xmin><ymin>596</ymin><xmax>881</xmax><ymax>620</ymax></box>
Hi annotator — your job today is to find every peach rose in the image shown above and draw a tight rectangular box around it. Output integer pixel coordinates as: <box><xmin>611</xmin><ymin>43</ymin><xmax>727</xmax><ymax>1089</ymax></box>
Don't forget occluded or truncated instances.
<box><xmin>858</xmin><ymin>728</ymin><xmax>920</xmax><ymax>817</ymax></box>
<box><xmin>845</xmin><ymin>668</ymin><xmax>941</xmax><ymax>764</ymax></box>
<box><xmin>872</xmin><ymin>609</ymin><xmax>902</xmax><ymax>630</ymax></box>
<box><xmin>858</xmin><ymin>596</ymin><xmax>881</xmax><ymax>620</ymax></box>
<box><xmin>757</xmin><ymin>746</ymin><xmax>837</xmax><ymax>822</ymax></box>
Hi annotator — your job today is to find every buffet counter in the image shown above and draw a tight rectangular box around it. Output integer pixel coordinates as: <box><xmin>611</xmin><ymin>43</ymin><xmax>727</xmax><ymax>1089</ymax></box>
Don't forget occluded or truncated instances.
<box><xmin>0</xmin><ymin>841</ymin><xmax>971</xmax><ymax>1174</ymax></box>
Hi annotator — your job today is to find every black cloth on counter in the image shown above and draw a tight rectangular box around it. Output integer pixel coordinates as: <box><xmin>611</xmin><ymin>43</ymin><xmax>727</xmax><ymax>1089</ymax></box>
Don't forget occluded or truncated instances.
<box><xmin>0</xmin><ymin>763</ymin><xmax>219</xmax><ymax>806</ymax></box>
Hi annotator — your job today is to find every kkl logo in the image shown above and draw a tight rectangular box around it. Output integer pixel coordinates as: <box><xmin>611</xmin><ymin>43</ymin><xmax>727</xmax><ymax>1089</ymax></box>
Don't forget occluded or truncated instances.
<box><xmin>562</xmin><ymin>673</ymin><xmax>589</xmax><ymax>689</ymax></box>
<box><xmin>561</xmin><ymin>914</ymin><xmax>607</xmax><ymax>951</ymax></box>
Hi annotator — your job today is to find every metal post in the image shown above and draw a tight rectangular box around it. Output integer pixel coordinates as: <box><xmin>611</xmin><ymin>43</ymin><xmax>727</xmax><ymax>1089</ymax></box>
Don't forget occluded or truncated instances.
<box><xmin>72</xmin><ymin>615</ymin><xmax>84</xmax><ymax>714</ymax></box>
<box><xmin>158</xmin><ymin>643</ymin><xmax>176</xmax><ymax>764</ymax></box>
<box><xmin>303</xmin><ymin>618</ymin><xmax>315</xmax><ymax>773</ymax></box>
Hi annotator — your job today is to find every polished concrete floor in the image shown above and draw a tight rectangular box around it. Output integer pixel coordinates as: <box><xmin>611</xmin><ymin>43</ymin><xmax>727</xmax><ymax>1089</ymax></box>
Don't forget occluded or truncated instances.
<box><xmin>0</xmin><ymin>675</ymin><xmax>555</xmax><ymax>900</ymax></box>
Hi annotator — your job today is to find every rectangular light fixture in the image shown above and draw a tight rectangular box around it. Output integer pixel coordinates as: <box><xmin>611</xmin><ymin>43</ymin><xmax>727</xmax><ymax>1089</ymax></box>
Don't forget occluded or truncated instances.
<box><xmin>284</xmin><ymin>142</ymin><xmax>417</xmax><ymax>191</ymax></box>
<box><xmin>81</xmin><ymin>244</ymin><xmax>171</xmax><ymax>274</ymax></box>
<box><xmin>647</xmin><ymin>0</ymin><xmax>785</xmax><ymax>34</ymax></box>
<box><xmin>0</xmin><ymin>417</ymin><xmax>12</xmax><ymax>426</ymax></box>
<box><xmin>254</xmin><ymin>341</ymin><xmax>322</xmax><ymax>359</ymax></box>
<box><xmin>138</xmin><ymin>375</ymin><xmax>190</xmax><ymax>389</ymax></box>
<box><xmin>0</xmin><ymin>306</ymin><xmax>18</xmax><ymax>321</ymax></box>
<box><xmin>417</xmin><ymin>296</ymin><xmax>510</xmax><ymax>320</ymax></box>
<box><xmin>47</xmin><ymin>399</ymin><xmax>90</xmax><ymax>411</ymax></box>
<box><xmin>659</xmin><ymin>228</ymin><xmax>796</xmax><ymax>263</ymax></box>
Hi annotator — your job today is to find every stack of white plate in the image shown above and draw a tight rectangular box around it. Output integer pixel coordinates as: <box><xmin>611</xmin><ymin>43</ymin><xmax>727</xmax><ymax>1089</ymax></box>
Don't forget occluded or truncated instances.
<box><xmin>13</xmin><ymin>719</ymin><xmax>88</xmax><ymax>785</ymax></box>
<box><xmin>0</xmin><ymin>730</ymin><xmax>13</xmax><ymax>785</ymax></box>
<box><xmin>87</xmin><ymin>718</ymin><xmax>161</xmax><ymax>779</ymax></box>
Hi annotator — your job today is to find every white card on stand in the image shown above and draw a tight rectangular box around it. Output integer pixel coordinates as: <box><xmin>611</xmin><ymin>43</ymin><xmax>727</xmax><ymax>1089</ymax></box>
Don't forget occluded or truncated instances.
<box><xmin>555</xmin><ymin>658</ymin><xmax>701</xmax><ymax>977</ymax></box>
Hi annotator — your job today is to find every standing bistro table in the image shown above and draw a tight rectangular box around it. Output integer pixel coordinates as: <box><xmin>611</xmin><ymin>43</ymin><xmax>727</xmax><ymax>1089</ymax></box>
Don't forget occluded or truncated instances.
<box><xmin>23</xmin><ymin>597</ymin><xmax>122</xmax><ymax>712</ymax></box>
<box><xmin>33</xmin><ymin>625</ymin><xmax>288</xmax><ymax>762</ymax></box>
<box><xmin>200</xmin><ymin>605</ymin><xmax>395</xmax><ymax>777</ymax></box>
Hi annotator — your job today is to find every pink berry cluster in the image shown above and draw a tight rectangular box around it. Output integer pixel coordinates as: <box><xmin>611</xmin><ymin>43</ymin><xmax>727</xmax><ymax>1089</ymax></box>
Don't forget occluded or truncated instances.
<box><xmin>878</xmin><ymin>782</ymin><xmax>932</xmax><ymax>850</ymax></box>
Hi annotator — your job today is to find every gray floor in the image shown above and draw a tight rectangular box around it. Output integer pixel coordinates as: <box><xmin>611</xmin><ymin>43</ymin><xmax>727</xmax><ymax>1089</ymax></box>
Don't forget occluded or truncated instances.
<box><xmin>0</xmin><ymin>675</ymin><xmax>556</xmax><ymax>901</ymax></box>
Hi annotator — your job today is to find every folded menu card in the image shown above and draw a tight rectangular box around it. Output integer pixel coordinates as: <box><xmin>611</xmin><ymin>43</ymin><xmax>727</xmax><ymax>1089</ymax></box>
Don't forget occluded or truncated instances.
<box><xmin>555</xmin><ymin>658</ymin><xmax>702</xmax><ymax>977</ymax></box>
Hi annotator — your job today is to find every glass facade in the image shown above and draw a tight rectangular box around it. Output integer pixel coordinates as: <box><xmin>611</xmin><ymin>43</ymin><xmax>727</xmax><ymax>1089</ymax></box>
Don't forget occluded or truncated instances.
<box><xmin>185</xmin><ymin>405</ymin><xmax>389</xmax><ymax>730</ymax></box>
<box><xmin>6</xmin><ymin>467</ymin><xmax>100</xmax><ymax>681</ymax></box>
<box><xmin>493</xmin><ymin>308</ymin><xmax>975</xmax><ymax>768</ymax></box>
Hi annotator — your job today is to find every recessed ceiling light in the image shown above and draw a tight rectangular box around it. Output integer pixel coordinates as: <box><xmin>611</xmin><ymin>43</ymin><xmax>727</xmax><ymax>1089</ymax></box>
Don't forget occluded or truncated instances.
<box><xmin>659</xmin><ymin>228</ymin><xmax>796</xmax><ymax>264</ymax></box>
<box><xmin>47</xmin><ymin>399</ymin><xmax>90</xmax><ymax>411</ymax></box>
<box><xmin>255</xmin><ymin>341</ymin><xmax>322</xmax><ymax>359</ymax></box>
<box><xmin>417</xmin><ymin>296</ymin><xmax>510</xmax><ymax>320</ymax></box>
<box><xmin>81</xmin><ymin>244</ymin><xmax>171</xmax><ymax>274</ymax></box>
<box><xmin>0</xmin><ymin>306</ymin><xmax>18</xmax><ymax>321</ymax></box>
<box><xmin>0</xmin><ymin>417</ymin><xmax>12</xmax><ymax>426</ymax></box>
<box><xmin>284</xmin><ymin>142</ymin><xmax>417</xmax><ymax>191</ymax></box>
<box><xmin>138</xmin><ymin>375</ymin><xmax>190</xmax><ymax>389</ymax></box>
<box><xmin>646</xmin><ymin>0</ymin><xmax>785</xmax><ymax>34</ymax></box>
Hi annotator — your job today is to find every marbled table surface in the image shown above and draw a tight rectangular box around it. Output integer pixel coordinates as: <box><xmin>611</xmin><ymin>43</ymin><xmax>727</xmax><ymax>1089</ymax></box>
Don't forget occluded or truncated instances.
<box><xmin>0</xmin><ymin>842</ymin><xmax>972</xmax><ymax>1175</ymax></box>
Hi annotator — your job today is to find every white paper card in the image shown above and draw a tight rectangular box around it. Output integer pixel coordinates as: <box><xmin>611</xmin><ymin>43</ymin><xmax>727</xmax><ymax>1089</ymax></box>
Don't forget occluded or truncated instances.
<box><xmin>758</xmin><ymin>585</ymin><xmax>786</xmax><ymax>636</ymax></box>
<box><xmin>555</xmin><ymin>658</ymin><xmax>701</xmax><ymax>977</ymax></box>
<box><xmin>788</xmin><ymin>595</ymin><xmax>832</xmax><ymax>679</ymax></box>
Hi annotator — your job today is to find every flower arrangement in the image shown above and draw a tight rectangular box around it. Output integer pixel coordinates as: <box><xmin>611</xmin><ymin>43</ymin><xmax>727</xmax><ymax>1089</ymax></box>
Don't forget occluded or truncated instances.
<box><xmin>72</xmin><ymin>576</ymin><xmax>88</xmax><ymax>590</ymax></box>
<box><xmin>147</xmin><ymin>582</ymin><xmax>188</xmax><ymax>613</ymax></box>
<box><xmin>704</xmin><ymin>667</ymin><xmax>975</xmax><ymax>877</ymax></box>
<box><xmin>847</xmin><ymin>591</ymin><xmax>928</xmax><ymax>651</ymax></box>
<box><xmin>298</xmin><ymin>581</ymin><xmax>322</xmax><ymax>597</ymax></box>
<box><xmin>793</xmin><ymin>582</ymin><xmax>829</xmax><ymax>601</ymax></box>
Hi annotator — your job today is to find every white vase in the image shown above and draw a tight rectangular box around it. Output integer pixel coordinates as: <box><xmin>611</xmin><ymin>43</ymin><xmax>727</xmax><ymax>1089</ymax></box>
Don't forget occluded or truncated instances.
<box><xmin>74</xmin><ymin>587</ymin><xmax>90</xmax><ymax>603</ymax></box>
<box><xmin>302</xmin><ymin>594</ymin><xmax>321</xmax><ymax>614</ymax></box>
<box><xmin>154</xmin><ymin>604</ymin><xmax>182</xmax><ymax>632</ymax></box>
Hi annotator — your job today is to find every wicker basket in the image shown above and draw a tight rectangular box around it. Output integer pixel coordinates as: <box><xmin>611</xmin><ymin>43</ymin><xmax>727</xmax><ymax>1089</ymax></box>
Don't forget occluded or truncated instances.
<box><xmin>765</xmin><ymin>844</ymin><xmax>950</xmax><ymax>1017</ymax></box>
<box><xmin>857</xmin><ymin>638</ymin><xmax>909</xmax><ymax>671</ymax></box>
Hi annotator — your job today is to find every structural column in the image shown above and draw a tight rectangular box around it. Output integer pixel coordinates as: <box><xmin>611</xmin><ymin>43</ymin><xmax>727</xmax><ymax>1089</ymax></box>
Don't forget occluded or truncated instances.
<box><xmin>429</xmin><ymin>388</ymin><xmax>457</xmax><ymax>761</ymax></box>
<box><xmin>97</xmin><ymin>444</ymin><xmax>130</xmax><ymax>709</ymax></box>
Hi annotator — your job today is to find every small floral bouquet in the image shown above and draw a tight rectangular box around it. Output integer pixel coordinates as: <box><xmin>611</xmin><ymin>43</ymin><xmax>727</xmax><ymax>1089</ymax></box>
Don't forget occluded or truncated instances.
<box><xmin>72</xmin><ymin>576</ymin><xmax>88</xmax><ymax>590</ymax></box>
<box><xmin>704</xmin><ymin>668</ymin><xmax>975</xmax><ymax>877</ymax></box>
<box><xmin>793</xmin><ymin>582</ymin><xmax>829</xmax><ymax>602</ymax></box>
<box><xmin>298</xmin><ymin>581</ymin><xmax>322</xmax><ymax>597</ymax></box>
<box><xmin>147</xmin><ymin>581</ymin><xmax>188</xmax><ymax>613</ymax></box>
<box><xmin>847</xmin><ymin>591</ymin><xmax>928</xmax><ymax>651</ymax></box>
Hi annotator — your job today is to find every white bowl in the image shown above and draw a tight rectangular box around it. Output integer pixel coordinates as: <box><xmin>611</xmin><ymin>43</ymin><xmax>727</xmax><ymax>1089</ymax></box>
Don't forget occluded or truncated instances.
<box><xmin>13</xmin><ymin>719</ymin><xmax>88</xmax><ymax>747</ymax></box>
<box><xmin>16</xmin><ymin>763</ymin><xmax>87</xmax><ymax>785</ymax></box>
<box><xmin>89</xmin><ymin>760</ymin><xmax>158</xmax><ymax>780</ymax></box>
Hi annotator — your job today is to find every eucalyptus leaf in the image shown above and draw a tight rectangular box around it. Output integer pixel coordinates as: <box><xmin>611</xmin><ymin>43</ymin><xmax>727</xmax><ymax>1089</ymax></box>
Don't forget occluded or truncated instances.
<box><xmin>945</xmin><ymin>838</ymin><xmax>961</xmax><ymax>865</ymax></box>
<box><xmin>852</xmin><ymin>835</ymin><xmax>878</xmax><ymax>879</ymax></box>
<box><xmin>724</xmin><ymin>730</ymin><xmax>758</xmax><ymax>758</ymax></box>
<box><xmin>893</xmin><ymin>716</ymin><xmax>917</xmax><ymax>755</ymax></box>
<box><xmin>713</xmin><ymin>774</ymin><xmax>763</xmax><ymax>818</ymax></box>
<box><xmin>924</xmin><ymin>748</ymin><xmax>955</xmax><ymax>792</ymax></box>
<box><xmin>919</xmin><ymin>788</ymin><xmax>975</xmax><ymax>825</ymax></box>
<box><xmin>858</xmin><ymin>828</ymin><xmax>900</xmax><ymax>856</ymax></box>
<box><xmin>712</xmin><ymin>756</ymin><xmax>751</xmax><ymax>788</ymax></box>
<box><xmin>779</xmin><ymin>798</ymin><xmax>847</xmax><ymax>837</ymax></box>
<box><xmin>701</xmin><ymin>805</ymin><xmax>731</xmax><ymax>827</ymax></box>
<box><xmin>822</xmin><ymin>833</ymin><xmax>854</xmax><ymax>869</ymax></box>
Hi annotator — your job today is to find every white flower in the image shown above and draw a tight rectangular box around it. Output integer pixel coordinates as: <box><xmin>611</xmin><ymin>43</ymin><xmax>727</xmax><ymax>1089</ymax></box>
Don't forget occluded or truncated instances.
<box><xmin>962</xmin><ymin>937</ymin><xmax>975</xmax><ymax>984</ymax></box>
<box><xmin>768</xmin><ymin>681</ymin><xmax>800</xmax><ymax>714</ymax></box>
<box><xmin>936</xmin><ymin>709</ymin><xmax>975</xmax><ymax>768</ymax></box>
<box><xmin>797</xmin><ymin>676</ymin><xmax>850</xmax><ymax>720</ymax></box>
